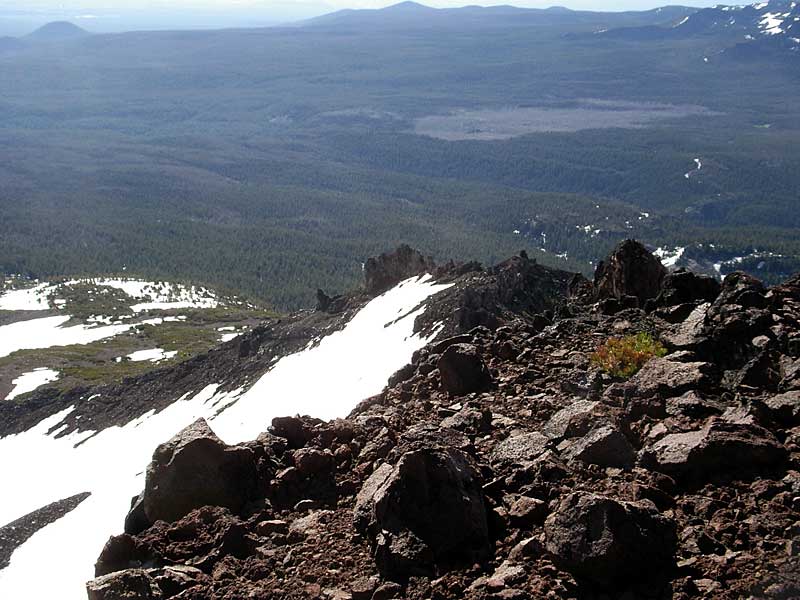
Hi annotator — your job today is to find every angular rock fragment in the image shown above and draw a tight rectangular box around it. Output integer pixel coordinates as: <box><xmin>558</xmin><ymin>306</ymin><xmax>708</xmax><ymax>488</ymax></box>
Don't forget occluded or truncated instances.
<box><xmin>354</xmin><ymin>447</ymin><xmax>490</xmax><ymax>579</ymax></box>
<box><xmin>640</xmin><ymin>419</ymin><xmax>786</xmax><ymax>482</ymax></box>
<box><xmin>627</xmin><ymin>357</ymin><xmax>711</xmax><ymax>399</ymax></box>
<box><xmin>765</xmin><ymin>391</ymin><xmax>800</xmax><ymax>426</ymax></box>
<box><xmin>562</xmin><ymin>425</ymin><xmax>635</xmax><ymax>469</ymax></box>
<box><xmin>491</xmin><ymin>432</ymin><xmax>549</xmax><ymax>465</ymax></box>
<box><xmin>544</xmin><ymin>492</ymin><xmax>676</xmax><ymax>586</ymax></box>
<box><xmin>542</xmin><ymin>400</ymin><xmax>601</xmax><ymax>441</ymax></box>
<box><xmin>594</xmin><ymin>239</ymin><xmax>667</xmax><ymax>306</ymax></box>
<box><xmin>141</xmin><ymin>419</ymin><xmax>258</xmax><ymax>525</ymax></box>
<box><xmin>86</xmin><ymin>569</ymin><xmax>162</xmax><ymax>600</ymax></box>
<box><xmin>437</xmin><ymin>343</ymin><xmax>492</xmax><ymax>395</ymax></box>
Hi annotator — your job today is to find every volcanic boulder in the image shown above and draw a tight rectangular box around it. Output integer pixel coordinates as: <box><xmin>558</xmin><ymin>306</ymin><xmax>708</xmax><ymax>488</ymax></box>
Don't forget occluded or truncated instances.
<box><xmin>86</xmin><ymin>569</ymin><xmax>162</xmax><ymax>600</ymax></box>
<box><xmin>627</xmin><ymin>356</ymin><xmax>712</xmax><ymax>400</ymax></box>
<box><xmin>640</xmin><ymin>419</ymin><xmax>786</xmax><ymax>482</ymax></box>
<box><xmin>594</xmin><ymin>239</ymin><xmax>667</xmax><ymax>306</ymax></box>
<box><xmin>544</xmin><ymin>492</ymin><xmax>676</xmax><ymax>587</ymax></box>
<box><xmin>140</xmin><ymin>419</ymin><xmax>258</xmax><ymax>525</ymax></box>
<box><xmin>562</xmin><ymin>425</ymin><xmax>636</xmax><ymax>469</ymax></box>
<box><xmin>651</xmin><ymin>268</ymin><xmax>720</xmax><ymax>308</ymax></box>
<box><xmin>542</xmin><ymin>400</ymin><xmax>603</xmax><ymax>441</ymax></box>
<box><xmin>437</xmin><ymin>343</ymin><xmax>493</xmax><ymax>396</ymax></box>
<box><xmin>354</xmin><ymin>447</ymin><xmax>490</xmax><ymax>580</ymax></box>
<box><xmin>765</xmin><ymin>391</ymin><xmax>800</xmax><ymax>426</ymax></box>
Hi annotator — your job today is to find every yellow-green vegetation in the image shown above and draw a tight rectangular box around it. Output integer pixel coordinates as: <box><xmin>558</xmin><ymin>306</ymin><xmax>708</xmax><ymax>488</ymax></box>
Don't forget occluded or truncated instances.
<box><xmin>0</xmin><ymin>305</ymin><xmax>279</xmax><ymax>393</ymax></box>
<box><xmin>590</xmin><ymin>332</ymin><xmax>667</xmax><ymax>379</ymax></box>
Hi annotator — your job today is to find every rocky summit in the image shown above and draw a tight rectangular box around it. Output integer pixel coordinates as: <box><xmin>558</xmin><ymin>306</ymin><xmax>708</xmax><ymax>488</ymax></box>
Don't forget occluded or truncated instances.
<box><xmin>51</xmin><ymin>240</ymin><xmax>800</xmax><ymax>598</ymax></box>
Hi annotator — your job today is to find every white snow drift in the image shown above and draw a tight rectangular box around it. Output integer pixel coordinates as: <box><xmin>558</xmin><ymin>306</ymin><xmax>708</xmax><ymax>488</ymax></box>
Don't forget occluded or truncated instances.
<box><xmin>0</xmin><ymin>274</ymin><xmax>452</xmax><ymax>600</ymax></box>
<box><xmin>654</xmin><ymin>246</ymin><xmax>686</xmax><ymax>268</ymax></box>
<box><xmin>5</xmin><ymin>368</ymin><xmax>60</xmax><ymax>401</ymax></box>
<box><xmin>0</xmin><ymin>278</ymin><xmax>220</xmax><ymax>314</ymax></box>
<box><xmin>124</xmin><ymin>348</ymin><xmax>179</xmax><ymax>363</ymax></box>
<box><xmin>0</xmin><ymin>283</ymin><xmax>52</xmax><ymax>311</ymax></box>
<box><xmin>0</xmin><ymin>316</ymin><xmax>134</xmax><ymax>359</ymax></box>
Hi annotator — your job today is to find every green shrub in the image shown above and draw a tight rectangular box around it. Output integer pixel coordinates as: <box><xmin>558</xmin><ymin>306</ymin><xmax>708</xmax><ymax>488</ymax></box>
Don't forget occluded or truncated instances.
<box><xmin>590</xmin><ymin>332</ymin><xmax>667</xmax><ymax>379</ymax></box>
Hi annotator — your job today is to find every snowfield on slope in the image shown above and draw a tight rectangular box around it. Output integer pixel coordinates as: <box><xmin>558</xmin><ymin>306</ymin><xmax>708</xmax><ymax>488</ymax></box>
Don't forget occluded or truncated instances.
<box><xmin>0</xmin><ymin>278</ymin><xmax>220</xmax><ymax>313</ymax></box>
<box><xmin>0</xmin><ymin>274</ymin><xmax>452</xmax><ymax>599</ymax></box>
<box><xmin>4</xmin><ymin>368</ymin><xmax>60</xmax><ymax>401</ymax></box>
<box><xmin>0</xmin><ymin>316</ymin><xmax>134</xmax><ymax>359</ymax></box>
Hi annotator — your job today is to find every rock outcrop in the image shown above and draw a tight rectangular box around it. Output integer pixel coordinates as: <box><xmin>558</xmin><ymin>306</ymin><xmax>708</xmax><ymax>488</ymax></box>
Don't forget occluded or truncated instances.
<box><xmin>594</xmin><ymin>239</ymin><xmax>667</xmax><ymax>307</ymax></box>
<box><xmin>640</xmin><ymin>419</ymin><xmax>786</xmax><ymax>482</ymax></box>
<box><xmin>363</xmin><ymin>244</ymin><xmax>436</xmax><ymax>296</ymax></box>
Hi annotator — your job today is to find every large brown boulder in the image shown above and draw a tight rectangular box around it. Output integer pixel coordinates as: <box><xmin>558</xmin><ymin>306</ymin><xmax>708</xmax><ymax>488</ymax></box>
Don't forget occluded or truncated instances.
<box><xmin>650</xmin><ymin>268</ymin><xmax>720</xmax><ymax>308</ymax></box>
<box><xmin>140</xmin><ymin>419</ymin><xmax>258</xmax><ymax>525</ymax></box>
<box><xmin>354</xmin><ymin>448</ymin><xmax>490</xmax><ymax>580</ymax></box>
<box><xmin>594</xmin><ymin>239</ymin><xmax>667</xmax><ymax>307</ymax></box>
<box><xmin>640</xmin><ymin>419</ymin><xmax>786</xmax><ymax>482</ymax></box>
<box><xmin>363</xmin><ymin>245</ymin><xmax>436</xmax><ymax>296</ymax></box>
<box><xmin>437</xmin><ymin>343</ymin><xmax>492</xmax><ymax>396</ymax></box>
<box><xmin>544</xmin><ymin>492</ymin><xmax>676</xmax><ymax>587</ymax></box>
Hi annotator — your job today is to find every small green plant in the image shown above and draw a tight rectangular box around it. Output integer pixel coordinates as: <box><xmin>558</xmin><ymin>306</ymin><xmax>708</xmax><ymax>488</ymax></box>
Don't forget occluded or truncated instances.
<box><xmin>590</xmin><ymin>332</ymin><xmax>667</xmax><ymax>379</ymax></box>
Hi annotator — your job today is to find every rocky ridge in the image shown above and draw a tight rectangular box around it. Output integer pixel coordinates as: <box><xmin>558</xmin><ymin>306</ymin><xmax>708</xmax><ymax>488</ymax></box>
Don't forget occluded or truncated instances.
<box><xmin>80</xmin><ymin>240</ymin><xmax>800</xmax><ymax>598</ymax></box>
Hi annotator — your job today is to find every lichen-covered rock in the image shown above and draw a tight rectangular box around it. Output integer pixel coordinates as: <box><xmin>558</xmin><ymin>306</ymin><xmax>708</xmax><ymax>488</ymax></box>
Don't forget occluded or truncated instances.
<box><xmin>765</xmin><ymin>391</ymin><xmax>800</xmax><ymax>426</ymax></box>
<box><xmin>627</xmin><ymin>357</ymin><xmax>712</xmax><ymax>399</ymax></box>
<box><xmin>491</xmin><ymin>432</ymin><xmax>549</xmax><ymax>465</ymax></box>
<box><xmin>542</xmin><ymin>400</ymin><xmax>602</xmax><ymax>441</ymax></box>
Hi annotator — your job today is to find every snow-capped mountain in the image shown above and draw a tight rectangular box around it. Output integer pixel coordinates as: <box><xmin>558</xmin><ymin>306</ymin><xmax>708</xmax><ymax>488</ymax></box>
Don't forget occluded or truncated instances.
<box><xmin>675</xmin><ymin>0</ymin><xmax>799</xmax><ymax>46</ymax></box>
<box><xmin>597</xmin><ymin>0</ymin><xmax>799</xmax><ymax>54</ymax></box>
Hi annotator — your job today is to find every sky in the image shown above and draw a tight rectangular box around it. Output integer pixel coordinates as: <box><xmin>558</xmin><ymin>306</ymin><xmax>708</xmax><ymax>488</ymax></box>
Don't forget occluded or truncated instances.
<box><xmin>0</xmin><ymin>0</ymin><xmax>721</xmax><ymax>36</ymax></box>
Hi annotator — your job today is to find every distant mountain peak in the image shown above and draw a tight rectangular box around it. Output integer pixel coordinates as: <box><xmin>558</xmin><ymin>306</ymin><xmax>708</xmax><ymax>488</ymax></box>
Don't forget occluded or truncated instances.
<box><xmin>26</xmin><ymin>21</ymin><xmax>89</xmax><ymax>41</ymax></box>
<box><xmin>382</xmin><ymin>1</ymin><xmax>435</xmax><ymax>11</ymax></box>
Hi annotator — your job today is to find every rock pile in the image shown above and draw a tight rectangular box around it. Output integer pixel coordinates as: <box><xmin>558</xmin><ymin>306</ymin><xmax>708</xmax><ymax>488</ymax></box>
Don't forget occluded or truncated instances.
<box><xmin>88</xmin><ymin>240</ymin><xmax>800</xmax><ymax>600</ymax></box>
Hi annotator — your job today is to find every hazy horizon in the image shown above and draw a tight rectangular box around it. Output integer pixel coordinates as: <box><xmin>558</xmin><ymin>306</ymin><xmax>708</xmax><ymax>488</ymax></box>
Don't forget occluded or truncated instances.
<box><xmin>1</xmin><ymin>0</ymin><xmax>720</xmax><ymax>36</ymax></box>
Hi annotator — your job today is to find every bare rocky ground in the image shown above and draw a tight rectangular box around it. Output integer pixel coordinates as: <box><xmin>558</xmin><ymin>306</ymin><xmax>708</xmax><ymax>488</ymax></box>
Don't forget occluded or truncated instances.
<box><xmin>43</xmin><ymin>241</ymin><xmax>800</xmax><ymax>599</ymax></box>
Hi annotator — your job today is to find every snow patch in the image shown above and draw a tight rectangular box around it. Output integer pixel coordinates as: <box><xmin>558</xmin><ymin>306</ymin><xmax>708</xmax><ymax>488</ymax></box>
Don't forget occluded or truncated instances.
<box><xmin>760</xmin><ymin>12</ymin><xmax>785</xmax><ymax>33</ymax></box>
<box><xmin>0</xmin><ymin>316</ymin><xmax>133</xmax><ymax>359</ymax></box>
<box><xmin>654</xmin><ymin>246</ymin><xmax>686</xmax><ymax>268</ymax></box>
<box><xmin>0</xmin><ymin>283</ymin><xmax>52</xmax><ymax>311</ymax></box>
<box><xmin>684</xmin><ymin>157</ymin><xmax>702</xmax><ymax>179</ymax></box>
<box><xmin>5</xmin><ymin>368</ymin><xmax>60</xmax><ymax>401</ymax></box>
<box><xmin>576</xmin><ymin>224</ymin><xmax>601</xmax><ymax>237</ymax></box>
<box><xmin>124</xmin><ymin>348</ymin><xmax>178</xmax><ymax>363</ymax></box>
